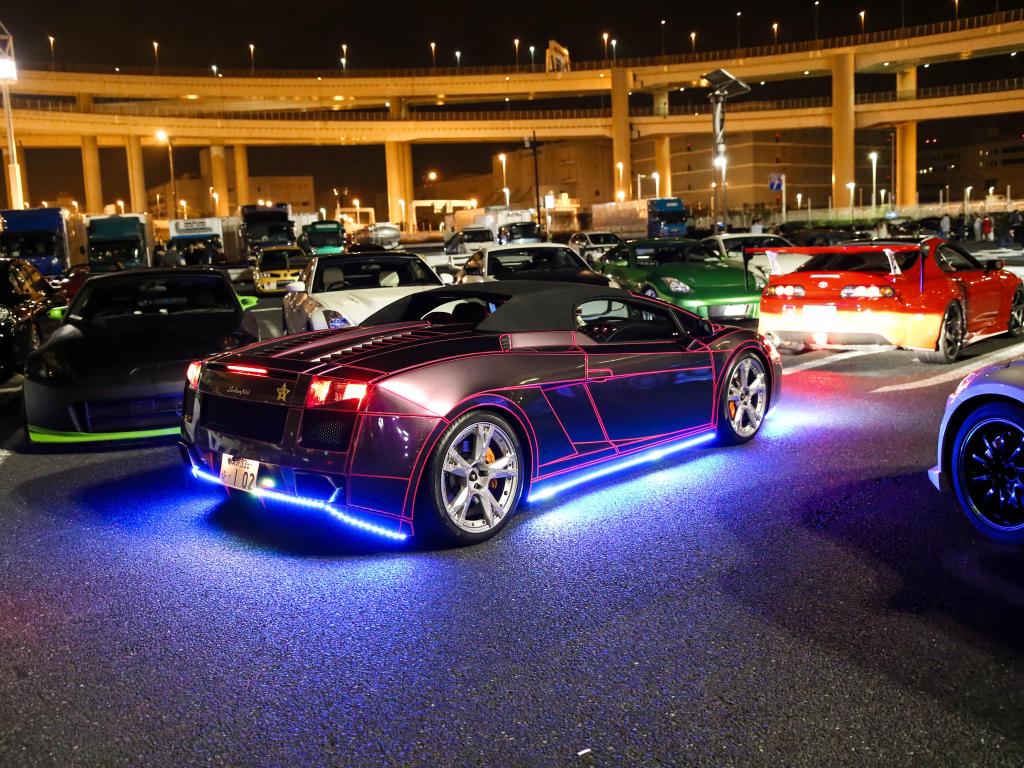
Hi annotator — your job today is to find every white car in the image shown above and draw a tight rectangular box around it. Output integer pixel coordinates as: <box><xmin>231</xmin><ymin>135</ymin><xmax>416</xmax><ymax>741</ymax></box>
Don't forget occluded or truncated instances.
<box><xmin>282</xmin><ymin>251</ymin><xmax>451</xmax><ymax>333</ymax></box>
<box><xmin>568</xmin><ymin>231</ymin><xmax>623</xmax><ymax>263</ymax></box>
<box><xmin>456</xmin><ymin>243</ymin><xmax>618</xmax><ymax>288</ymax></box>
<box><xmin>702</xmin><ymin>233</ymin><xmax>806</xmax><ymax>277</ymax></box>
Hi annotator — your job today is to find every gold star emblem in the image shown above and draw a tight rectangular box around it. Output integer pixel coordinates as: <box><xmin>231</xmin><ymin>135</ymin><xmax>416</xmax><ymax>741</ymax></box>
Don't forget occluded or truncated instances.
<box><xmin>276</xmin><ymin>383</ymin><xmax>290</xmax><ymax>403</ymax></box>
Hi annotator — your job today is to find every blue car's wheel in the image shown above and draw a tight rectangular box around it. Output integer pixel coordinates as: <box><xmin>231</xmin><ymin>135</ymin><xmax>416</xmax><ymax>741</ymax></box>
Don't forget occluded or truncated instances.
<box><xmin>951</xmin><ymin>401</ymin><xmax>1024</xmax><ymax>545</ymax></box>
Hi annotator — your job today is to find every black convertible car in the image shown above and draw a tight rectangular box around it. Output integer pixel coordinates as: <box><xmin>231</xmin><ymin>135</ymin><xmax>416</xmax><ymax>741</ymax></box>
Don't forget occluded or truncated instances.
<box><xmin>0</xmin><ymin>257</ymin><xmax>63</xmax><ymax>381</ymax></box>
<box><xmin>24</xmin><ymin>268</ymin><xmax>259</xmax><ymax>443</ymax></box>
<box><xmin>182</xmin><ymin>281</ymin><xmax>781</xmax><ymax>545</ymax></box>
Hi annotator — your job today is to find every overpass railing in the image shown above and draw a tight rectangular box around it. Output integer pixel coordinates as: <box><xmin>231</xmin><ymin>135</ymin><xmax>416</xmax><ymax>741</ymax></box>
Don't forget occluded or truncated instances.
<box><xmin>17</xmin><ymin>9</ymin><xmax>1024</xmax><ymax>80</ymax></box>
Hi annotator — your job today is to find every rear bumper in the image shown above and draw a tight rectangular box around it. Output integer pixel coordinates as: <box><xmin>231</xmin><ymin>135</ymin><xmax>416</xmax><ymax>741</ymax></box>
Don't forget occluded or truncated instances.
<box><xmin>657</xmin><ymin>289</ymin><xmax>764</xmax><ymax>320</ymax></box>
<box><xmin>180</xmin><ymin>441</ymin><xmax>410</xmax><ymax>540</ymax></box>
<box><xmin>758</xmin><ymin>307</ymin><xmax>942</xmax><ymax>350</ymax></box>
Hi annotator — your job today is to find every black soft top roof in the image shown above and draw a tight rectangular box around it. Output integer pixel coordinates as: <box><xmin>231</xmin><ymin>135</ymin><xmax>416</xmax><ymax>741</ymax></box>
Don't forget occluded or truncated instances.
<box><xmin>364</xmin><ymin>280</ymin><xmax>634</xmax><ymax>332</ymax></box>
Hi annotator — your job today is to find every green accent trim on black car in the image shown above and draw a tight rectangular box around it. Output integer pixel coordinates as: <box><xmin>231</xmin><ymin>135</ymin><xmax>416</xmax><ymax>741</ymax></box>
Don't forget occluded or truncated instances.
<box><xmin>27</xmin><ymin>425</ymin><xmax>181</xmax><ymax>444</ymax></box>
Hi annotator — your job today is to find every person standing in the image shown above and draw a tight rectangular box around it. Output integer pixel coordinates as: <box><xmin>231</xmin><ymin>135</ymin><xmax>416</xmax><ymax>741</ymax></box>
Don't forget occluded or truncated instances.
<box><xmin>982</xmin><ymin>215</ymin><xmax>993</xmax><ymax>242</ymax></box>
<box><xmin>940</xmin><ymin>212</ymin><xmax>951</xmax><ymax>239</ymax></box>
<box><xmin>973</xmin><ymin>214</ymin><xmax>983</xmax><ymax>242</ymax></box>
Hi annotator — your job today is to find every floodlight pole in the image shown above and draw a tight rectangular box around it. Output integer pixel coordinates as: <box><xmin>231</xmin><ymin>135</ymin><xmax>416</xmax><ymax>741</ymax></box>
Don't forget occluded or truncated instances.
<box><xmin>704</xmin><ymin>69</ymin><xmax>750</xmax><ymax>233</ymax></box>
<box><xmin>0</xmin><ymin>21</ymin><xmax>23</xmax><ymax>210</ymax></box>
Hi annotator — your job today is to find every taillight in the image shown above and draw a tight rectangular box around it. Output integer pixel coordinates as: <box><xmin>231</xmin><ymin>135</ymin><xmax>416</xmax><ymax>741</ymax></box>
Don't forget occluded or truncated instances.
<box><xmin>766</xmin><ymin>284</ymin><xmax>806</xmax><ymax>298</ymax></box>
<box><xmin>186</xmin><ymin>360</ymin><xmax>202</xmax><ymax>390</ymax></box>
<box><xmin>305</xmin><ymin>377</ymin><xmax>368</xmax><ymax>410</ymax></box>
<box><xmin>226</xmin><ymin>364</ymin><xmax>268</xmax><ymax>377</ymax></box>
<box><xmin>840</xmin><ymin>285</ymin><xmax>895</xmax><ymax>299</ymax></box>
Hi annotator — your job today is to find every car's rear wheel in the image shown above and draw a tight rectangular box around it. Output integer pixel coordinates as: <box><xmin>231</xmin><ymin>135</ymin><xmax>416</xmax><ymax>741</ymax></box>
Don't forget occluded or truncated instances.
<box><xmin>917</xmin><ymin>303</ymin><xmax>963</xmax><ymax>364</ymax></box>
<box><xmin>425</xmin><ymin>410</ymin><xmax>524</xmax><ymax>545</ymax></box>
<box><xmin>716</xmin><ymin>353</ymin><xmax>768</xmax><ymax>445</ymax></box>
<box><xmin>1007</xmin><ymin>289</ymin><xmax>1024</xmax><ymax>337</ymax></box>
<box><xmin>951</xmin><ymin>401</ymin><xmax>1024</xmax><ymax>545</ymax></box>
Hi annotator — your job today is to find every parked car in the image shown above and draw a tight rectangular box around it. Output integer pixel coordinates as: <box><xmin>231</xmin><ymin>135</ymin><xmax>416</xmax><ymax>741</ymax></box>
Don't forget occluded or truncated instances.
<box><xmin>181</xmin><ymin>281</ymin><xmax>781</xmax><ymax>544</ymax></box>
<box><xmin>568</xmin><ymin>231</ymin><xmax>623</xmax><ymax>264</ymax></box>
<box><xmin>497</xmin><ymin>222</ymin><xmax>542</xmax><ymax>245</ymax></box>
<box><xmin>758</xmin><ymin>239</ymin><xmax>1024</xmax><ymax>362</ymax></box>
<box><xmin>0</xmin><ymin>257</ymin><xmax>63</xmax><ymax>380</ymax></box>
<box><xmin>282</xmin><ymin>251</ymin><xmax>448</xmax><ymax>333</ymax></box>
<box><xmin>701</xmin><ymin>233</ymin><xmax>800</xmax><ymax>276</ymax></box>
<box><xmin>456</xmin><ymin>244</ymin><xmax>615</xmax><ymax>287</ymax></box>
<box><xmin>23</xmin><ymin>268</ymin><xmax>259</xmax><ymax>443</ymax></box>
<box><xmin>930</xmin><ymin>362</ymin><xmax>1024</xmax><ymax>544</ymax></box>
<box><xmin>594</xmin><ymin>239</ymin><xmax>765</xmax><ymax>321</ymax></box>
<box><xmin>253</xmin><ymin>246</ymin><xmax>310</xmax><ymax>295</ymax></box>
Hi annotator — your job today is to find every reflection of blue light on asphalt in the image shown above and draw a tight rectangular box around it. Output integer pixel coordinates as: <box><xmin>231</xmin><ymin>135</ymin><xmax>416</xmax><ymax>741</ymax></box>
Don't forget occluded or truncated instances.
<box><xmin>190</xmin><ymin>466</ymin><xmax>409</xmax><ymax>541</ymax></box>
<box><xmin>528</xmin><ymin>431</ymin><xmax>716</xmax><ymax>503</ymax></box>
<box><xmin>760</xmin><ymin>406</ymin><xmax>816</xmax><ymax>438</ymax></box>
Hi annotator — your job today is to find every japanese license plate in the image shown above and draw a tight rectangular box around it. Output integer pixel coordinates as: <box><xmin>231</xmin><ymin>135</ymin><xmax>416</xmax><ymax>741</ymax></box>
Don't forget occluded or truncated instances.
<box><xmin>720</xmin><ymin>304</ymin><xmax>749</xmax><ymax>317</ymax></box>
<box><xmin>219</xmin><ymin>454</ymin><xmax>260</xmax><ymax>492</ymax></box>
<box><xmin>802</xmin><ymin>304</ymin><xmax>838</xmax><ymax>323</ymax></box>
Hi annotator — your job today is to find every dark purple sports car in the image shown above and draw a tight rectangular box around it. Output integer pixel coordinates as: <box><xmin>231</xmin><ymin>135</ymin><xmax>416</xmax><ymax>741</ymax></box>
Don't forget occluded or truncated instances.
<box><xmin>181</xmin><ymin>281</ymin><xmax>782</xmax><ymax>544</ymax></box>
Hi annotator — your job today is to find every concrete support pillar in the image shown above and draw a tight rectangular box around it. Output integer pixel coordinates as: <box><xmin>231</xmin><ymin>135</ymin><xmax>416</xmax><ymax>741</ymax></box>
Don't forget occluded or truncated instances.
<box><xmin>233</xmin><ymin>145</ymin><xmax>250</xmax><ymax>208</ymax></box>
<box><xmin>895</xmin><ymin>67</ymin><xmax>918</xmax><ymax>210</ymax></box>
<box><xmin>81</xmin><ymin>135</ymin><xmax>103</xmax><ymax>214</ymax></box>
<box><xmin>654</xmin><ymin>136</ymin><xmax>673</xmax><ymax>198</ymax></box>
<box><xmin>830</xmin><ymin>53</ymin><xmax>856</xmax><ymax>212</ymax></box>
<box><xmin>125</xmin><ymin>135</ymin><xmax>146</xmax><ymax>213</ymax></box>
<box><xmin>2</xmin><ymin>145</ymin><xmax>26</xmax><ymax>208</ymax></box>
<box><xmin>653</xmin><ymin>90</ymin><xmax>669</xmax><ymax>118</ymax></box>
<box><xmin>210</xmin><ymin>144</ymin><xmax>230</xmax><ymax>217</ymax></box>
<box><xmin>611</xmin><ymin>68</ymin><xmax>632</xmax><ymax>199</ymax></box>
<box><xmin>385</xmin><ymin>140</ymin><xmax>415</xmax><ymax>229</ymax></box>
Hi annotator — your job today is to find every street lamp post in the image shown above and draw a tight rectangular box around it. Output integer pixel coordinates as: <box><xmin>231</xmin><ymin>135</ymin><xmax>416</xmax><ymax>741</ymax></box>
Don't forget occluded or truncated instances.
<box><xmin>529</xmin><ymin>45</ymin><xmax>535</xmax><ymax>70</ymax></box>
<box><xmin>0</xmin><ymin>23</ymin><xmax>23</xmax><ymax>210</ymax></box>
<box><xmin>342</xmin><ymin>43</ymin><xmax>347</xmax><ymax>67</ymax></box>
<box><xmin>636</xmin><ymin>173</ymin><xmax>647</xmax><ymax>198</ymax></box>
<box><xmin>611</xmin><ymin>39</ymin><xmax>617</xmax><ymax>61</ymax></box>
<box><xmin>964</xmin><ymin>185</ymin><xmax>973</xmax><ymax>213</ymax></box>
<box><xmin>602</xmin><ymin>33</ymin><xmax>609</xmax><ymax>59</ymax></box>
<box><xmin>249</xmin><ymin>43</ymin><xmax>255</xmax><ymax>74</ymax></box>
<box><xmin>652</xmin><ymin>171</ymin><xmax>660</xmax><ymax>198</ymax></box>
<box><xmin>859</xmin><ymin>10</ymin><xmax>866</xmax><ymax>34</ymax></box>
<box><xmin>660</xmin><ymin>20</ymin><xmax>667</xmax><ymax>56</ymax></box>
<box><xmin>690</xmin><ymin>31</ymin><xmax>696</xmax><ymax>52</ymax></box>
<box><xmin>498</xmin><ymin>153</ymin><xmax>507</xmax><ymax>189</ymax></box>
<box><xmin>847</xmin><ymin>181</ymin><xmax>856</xmax><ymax>220</ymax></box>
<box><xmin>152</xmin><ymin>41</ymin><xmax>159</xmax><ymax>70</ymax></box>
<box><xmin>704</xmin><ymin>68</ymin><xmax>750</xmax><ymax>231</ymax></box>
<box><xmin>353</xmin><ymin>198</ymin><xmax>361</xmax><ymax>224</ymax></box>
<box><xmin>616</xmin><ymin>161</ymin><xmax>624</xmax><ymax>198</ymax></box>
<box><xmin>116</xmin><ymin>199</ymin><xmax>125</xmax><ymax>215</ymax></box>
<box><xmin>430</xmin><ymin>42</ymin><xmax>436</xmax><ymax>67</ymax></box>
<box><xmin>814</xmin><ymin>1</ymin><xmax>820</xmax><ymax>40</ymax></box>
<box><xmin>455</xmin><ymin>50</ymin><xmax>461</xmax><ymax>67</ymax></box>
<box><xmin>869</xmin><ymin>151</ymin><xmax>878</xmax><ymax>211</ymax></box>
<box><xmin>502</xmin><ymin>187</ymin><xmax>511</xmax><ymax>207</ymax></box>
<box><xmin>180</xmin><ymin>199</ymin><xmax>188</xmax><ymax>220</ymax></box>
<box><xmin>513</xmin><ymin>38</ymin><xmax>519</xmax><ymax>66</ymax></box>
<box><xmin>156</xmin><ymin>129</ymin><xmax>177</xmax><ymax>217</ymax></box>
<box><xmin>772</xmin><ymin>22</ymin><xmax>779</xmax><ymax>45</ymax></box>
<box><xmin>735</xmin><ymin>11</ymin><xmax>742</xmax><ymax>49</ymax></box>
<box><xmin>48</xmin><ymin>35</ymin><xmax>55</xmax><ymax>69</ymax></box>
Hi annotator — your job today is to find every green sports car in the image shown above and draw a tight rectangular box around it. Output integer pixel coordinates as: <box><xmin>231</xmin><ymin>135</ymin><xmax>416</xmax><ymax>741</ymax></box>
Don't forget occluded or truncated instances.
<box><xmin>595</xmin><ymin>238</ymin><xmax>765</xmax><ymax>321</ymax></box>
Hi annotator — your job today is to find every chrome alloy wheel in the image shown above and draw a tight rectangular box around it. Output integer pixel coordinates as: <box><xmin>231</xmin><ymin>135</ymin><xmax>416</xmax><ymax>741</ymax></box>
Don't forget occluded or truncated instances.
<box><xmin>440</xmin><ymin>421</ymin><xmax>520</xmax><ymax>532</ymax></box>
<box><xmin>958</xmin><ymin>417</ymin><xmax>1024</xmax><ymax>532</ymax></box>
<box><xmin>939</xmin><ymin>305</ymin><xmax>964</xmax><ymax>359</ymax></box>
<box><xmin>1010</xmin><ymin>292</ymin><xmax>1024</xmax><ymax>335</ymax></box>
<box><xmin>726</xmin><ymin>356</ymin><xmax>767</xmax><ymax>438</ymax></box>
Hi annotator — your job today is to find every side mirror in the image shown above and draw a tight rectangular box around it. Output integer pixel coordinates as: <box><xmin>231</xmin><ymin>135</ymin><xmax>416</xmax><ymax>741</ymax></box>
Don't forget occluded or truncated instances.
<box><xmin>285</xmin><ymin>281</ymin><xmax>306</xmax><ymax>293</ymax></box>
<box><xmin>439</xmin><ymin>272</ymin><xmax>455</xmax><ymax>285</ymax></box>
<box><xmin>238</xmin><ymin>295</ymin><xmax>259</xmax><ymax>310</ymax></box>
<box><xmin>47</xmin><ymin>306</ymin><xmax>68</xmax><ymax>322</ymax></box>
<box><xmin>986</xmin><ymin>259</ymin><xmax>1004</xmax><ymax>272</ymax></box>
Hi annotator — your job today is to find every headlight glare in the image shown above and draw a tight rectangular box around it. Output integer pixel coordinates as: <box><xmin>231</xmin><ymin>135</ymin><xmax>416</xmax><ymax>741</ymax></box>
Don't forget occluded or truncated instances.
<box><xmin>322</xmin><ymin>310</ymin><xmax>351</xmax><ymax>330</ymax></box>
<box><xmin>661</xmin><ymin>277</ymin><xmax>690</xmax><ymax>294</ymax></box>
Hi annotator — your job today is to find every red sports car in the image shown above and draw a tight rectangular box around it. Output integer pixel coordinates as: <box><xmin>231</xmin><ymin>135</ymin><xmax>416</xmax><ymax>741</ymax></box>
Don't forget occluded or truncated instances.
<box><xmin>757</xmin><ymin>238</ymin><xmax>1024</xmax><ymax>363</ymax></box>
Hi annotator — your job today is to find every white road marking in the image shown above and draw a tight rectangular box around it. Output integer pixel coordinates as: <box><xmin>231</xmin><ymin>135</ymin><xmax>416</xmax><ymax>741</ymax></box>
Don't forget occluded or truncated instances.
<box><xmin>252</xmin><ymin>308</ymin><xmax>280</xmax><ymax>313</ymax></box>
<box><xmin>872</xmin><ymin>340</ymin><xmax>1024</xmax><ymax>393</ymax></box>
<box><xmin>782</xmin><ymin>348</ymin><xmax>888</xmax><ymax>375</ymax></box>
<box><xmin>0</xmin><ymin>386</ymin><xmax>21</xmax><ymax>395</ymax></box>
<box><xmin>0</xmin><ymin>449</ymin><xmax>10</xmax><ymax>469</ymax></box>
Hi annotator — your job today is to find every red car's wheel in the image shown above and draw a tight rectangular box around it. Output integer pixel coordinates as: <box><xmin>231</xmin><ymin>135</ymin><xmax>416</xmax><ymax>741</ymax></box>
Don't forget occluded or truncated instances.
<box><xmin>1007</xmin><ymin>289</ymin><xmax>1024</xmax><ymax>337</ymax></box>
<box><xmin>425</xmin><ymin>410</ymin><xmax>525</xmax><ymax>545</ymax></box>
<box><xmin>917</xmin><ymin>303</ymin><xmax>963</xmax><ymax>364</ymax></box>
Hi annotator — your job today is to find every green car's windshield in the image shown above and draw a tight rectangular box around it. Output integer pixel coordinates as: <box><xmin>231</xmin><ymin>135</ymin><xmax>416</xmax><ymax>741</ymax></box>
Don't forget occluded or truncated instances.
<box><xmin>634</xmin><ymin>243</ymin><xmax>720</xmax><ymax>266</ymax></box>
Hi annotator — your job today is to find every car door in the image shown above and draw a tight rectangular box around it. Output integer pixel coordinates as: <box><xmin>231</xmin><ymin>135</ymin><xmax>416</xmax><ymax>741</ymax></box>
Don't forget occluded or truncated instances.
<box><xmin>934</xmin><ymin>243</ymin><xmax>1004</xmax><ymax>332</ymax></box>
<box><xmin>577</xmin><ymin>296</ymin><xmax>715</xmax><ymax>443</ymax></box>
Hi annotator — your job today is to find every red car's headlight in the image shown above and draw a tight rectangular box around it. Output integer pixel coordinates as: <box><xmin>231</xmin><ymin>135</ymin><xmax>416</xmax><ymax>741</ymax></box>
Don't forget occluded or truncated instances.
<box><xmin>306</xmin><ymin>377</ymin><xmax>368</xmax><ymax>410</ymax></box>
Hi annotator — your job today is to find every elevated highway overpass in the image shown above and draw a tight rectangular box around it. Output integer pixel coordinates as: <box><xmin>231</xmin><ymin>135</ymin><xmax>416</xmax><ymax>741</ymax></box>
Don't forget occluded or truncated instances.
<box><xmin>4</xmin><ymin>10</ymin><xmax>1024</xmax><ymax>221</ymax></box>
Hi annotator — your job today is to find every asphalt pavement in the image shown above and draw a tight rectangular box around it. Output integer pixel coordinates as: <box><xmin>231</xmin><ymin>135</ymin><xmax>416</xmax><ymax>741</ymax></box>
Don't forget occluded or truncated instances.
<box><xmin>3</xmin><ymin>310</ymin><xmax>1024</xmax><ymax>766</ymax></box>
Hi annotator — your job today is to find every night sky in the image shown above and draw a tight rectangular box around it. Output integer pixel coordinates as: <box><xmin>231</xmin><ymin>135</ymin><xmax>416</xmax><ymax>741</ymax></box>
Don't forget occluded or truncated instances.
<box><xmin>3</xmin><ymin>0</ymin><xmax>1022</xmax><ymax>210</ymax></box>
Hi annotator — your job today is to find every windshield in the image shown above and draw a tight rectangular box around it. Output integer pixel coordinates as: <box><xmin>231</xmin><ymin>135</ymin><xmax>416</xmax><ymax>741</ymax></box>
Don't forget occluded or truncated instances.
<box><xmin>463</xmin><ymin>229</ymin><xmax>494</xmax><ymax>243</ymax></box>
<box><xmin>487</xmin><ymin>247</ymin><xmax>585</xmax><ymax>276</ymax></box>
<box><xmin>313</xmin><ymin>256</ymin><xmax>441</xmax><ymax>292</ymax></box>
<box><xmin>258</xmin><ymin>250</ymin><xmax>308</xmax><ymax>272</ymax></box>
<box><xmin>588</xmin><ymin>233</ymin><xmax>620</xmax><ymax>245</ymax></box>
<box><xmin>0</xmin><ymin>232</ymin><xmax>57</xmax><ymax>259</ymax></box>
<box><xmin>71</xmin><ymin>274</ymin><xmax>237</xmax><ymax>321</ymax></box>
<box><xmin>634</xmin><ymin>243</ymin><xmax>717</xmax><ymax>265</ymax></box>
<box><xmin>506</xmin><ymin>223</ymin><xmax>538</xmax><ymax>238</ymax></box>
<box><xmin>88</xmin><ymin>241</ymin><xmax>146</xmax><ymax>270</ymax></box>
<box><xmin>795</xmin><ymin>249</ymin><xmax>920</xmax><ymax>273</ymax></box>
<box><xmin>308</xmin><ymin>230</ymin><xmax>344</xmax><ymax>248</ymax></box>
<box><xmin>653</xmin><ymin>210</ymin><xmax>688</xmax><ymax>225</ymax></box>
<box><xmin>246</xmin><ymin>222</ymin><xmax>293</xmax><ymax>245</ymax></box>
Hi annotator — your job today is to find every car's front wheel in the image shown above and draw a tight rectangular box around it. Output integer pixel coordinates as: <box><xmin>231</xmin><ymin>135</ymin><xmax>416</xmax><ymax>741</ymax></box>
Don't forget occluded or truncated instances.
<box><xmin>1007</xmin><ymin>289</ymin><xmax>1024</xmax><ymax>337</ymax></box>
<box><xmin>716</xmin><ymin>352</ymin><xmax>768</xmax><ymax>445</ymax></box>
<box><xmin>951</xmin><ymin>401</ymin><xmax>1024</xmax><ymax>545</ymax></box>
<box><xmin>425</xmin><ymin>410</ymin><xmax>525</xmax><ymax>545</ymax></box>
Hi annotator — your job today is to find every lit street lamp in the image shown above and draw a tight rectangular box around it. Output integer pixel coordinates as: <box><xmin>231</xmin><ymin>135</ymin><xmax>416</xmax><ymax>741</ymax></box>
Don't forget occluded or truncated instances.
<box><xmin>814</xmin><ymin>1</ymin><xmax>820</xmax><ymax>40</ymax></box>
<box><xmin>116</xmin><ymin>199</ymin><xmax>125</xmax><ymax>215</ymax></box>
<box><xmin>846</xmin><ymin>181</ymin><xmax>856</xmax><ymax>220</ymax></box>
<box><xmin>636</xmin><ymin>173</ymin><xmax>647</xmax><ymax>198</ymax></box>
<box><xmin>602</xmin><ymin>32</ymin><xmax>609</xmax><ymax>59</ymax></box>
<box><xmin>660</xmin><ymin>20</ymin><xmax>667</xmax><ymax>56</ymax></box>
<box><xmin>249</xmin><ymin>43</ymin><xmax>255</xmax><ymax>74</ymax></box>
<box><xmin>651</xmin><ymin>171</ymin><xmax>661</xmax><ymax>198</ymax></box>
<box><xmin>616</xmin><ymin>161</ymin><xmax>624</xmax><ymax>197</ymax></box>
<box><xmin>880</xmin><ymin>188</ymin><xmax>887</xmax><ymax>208</ymax></box>
<box><xmin>772</xmin><ymin>22</ymin><xmax>779</xmax><ymax>45</ymax></box>
<box><xmin>426</xmin><ymin>170</ymin><xmax>438</xmax><ymax>182</ymax></box>
<box><xmin>869</xmin><ymin>151</ymin><xmax>878</xmax><ymax>211</ymax></box>
<box><xmin>155</xmin><ymin>129</ymin><xmax>177</xmax><ymax>217</ymax></box>
<box><xmin>498</xmin><ymin>153</ymin><xmax>508</xmax><ymax>188</ymax></box>
<box><xmin>353</xmin><ymin>198</ymin><xmax>361</xmax><ymax>224</ymax></box>
<box><xmin>611</xmin><ymin>39</ymin><xmax>617</xmax><ymax>61</ymax></box>
<box><xmin>152</xmin><ymin>40</ymin><xmax>159</xmax><ymax>70</ymax></box>
<box><xmin>859</xmin><ymin>10</ymin><xmax>866</xmax><ymax>34</ymax></box>
<box><xmin>514</xmin><ymin>38</ymin><xmax>520</xmax><ymax>66</ymax></box>
<box><xmin>455</xmin><ymin>50</ymin><xmax>461</xmax><ymax>67</ymax></box>
<box><xmin>180</xmin><ymin>199</ymin><xmax>188</xmax><ymax>219</ymax></box>
<box><xmin>211</xmin><ymin>64</ymin><xmax>218</xmax><ymax>77</ymax></box>
<box><xmin>48</xmin><ymin>35</ymin><xmax>55</xmax><ymax>68</ymax></box>
<box><xmin>964</xmin><ymin>185</ymin><xmax>973</xmax><ymax>212</ymax></box>
<box><xmin>430</xmin><ymin>41</ymin><xmax>436</xmax><ymax>67</ymax></box>
<box><xmin>736</xmin><ymin>11</ymin><xmax>742</xmax><ymax>48</ymax></box>
<box><xmin>502</xmin><ymin>186</ymin><xmax>511</xmax><ymax>207</ymax></box>
<box><xmin>690</xmin><ymin>31</ymin><xmax>697</xmax><ymax>52</ymax></box>
<box><xmin>529</xmin><ymin>45</ymin><xmax>535</xmax><ymax>70</ymax></box>
<box><xmin>0</xmin><ymin>23</ymin><xmax>23</xmax><ymax>210</ymax></box>
<box><xmin>398</xmin><ymin>198</ymin><xmax>406</xmax><ymax>230</ymax></box>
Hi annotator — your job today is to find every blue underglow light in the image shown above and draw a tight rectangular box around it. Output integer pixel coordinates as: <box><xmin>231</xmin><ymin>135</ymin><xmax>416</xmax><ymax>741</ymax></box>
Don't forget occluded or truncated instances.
<box><xmin>190</xmin><ymin>466</ymin><xmax>408</xmax><ymax>541</ymax></box>
<box><xmin>528</xmin><ymin>431</ymin><xmax>716</xmax><ymax>503</ymax></box>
